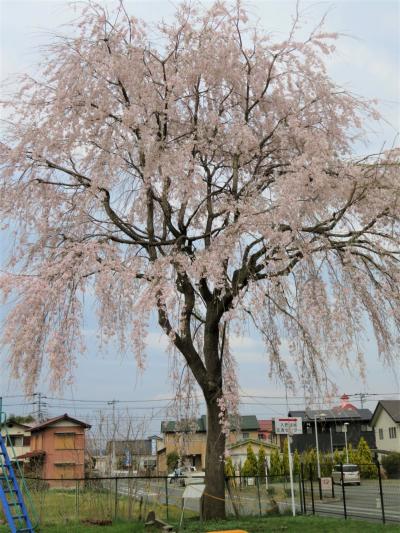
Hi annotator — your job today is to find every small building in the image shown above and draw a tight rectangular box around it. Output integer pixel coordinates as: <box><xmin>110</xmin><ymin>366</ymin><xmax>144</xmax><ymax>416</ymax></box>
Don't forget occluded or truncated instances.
<box><xmin>19</xmin><ymin>413</ymin><xmax>91</xmax><ymax>487</ymax></box>
<box><xmin>288</xmin><ymin>394</ymin><xmax>376</xmax><ymax>454</ymax></box>
<box><xmin>1</xmin><ymin>421</ymin><xmax>32</xmax><ymax>463</ymax></box>
<box><xmin>105</xmin><ymin>437</ymin><xmax>160</xmax><ymax>473</ymax></box>
<box><xmin>158</xmin><ymin>415</ymin><xmax>260</xmax><ymax>474</ymax></box>
<box><xmin>227</xmin><ymin>438</ymin><xmax>278</xmax><ymax>472</ymax></box>
<box><xmin>371</xmin><ymin>400</ymin><xmax>400</xmax><ymax>455</ymax></box>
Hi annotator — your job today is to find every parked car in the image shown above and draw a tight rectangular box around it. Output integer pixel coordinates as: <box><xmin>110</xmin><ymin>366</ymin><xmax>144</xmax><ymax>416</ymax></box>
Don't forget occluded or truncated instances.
<box><xmin>332</xmin><ymin>464</ymin><xmax>360</xmax><ymax>485</ymax></box>
<box><xmin>168</xmin><ymin>466</ymin><xmax>204</xmax><ymax>485</ymax></box>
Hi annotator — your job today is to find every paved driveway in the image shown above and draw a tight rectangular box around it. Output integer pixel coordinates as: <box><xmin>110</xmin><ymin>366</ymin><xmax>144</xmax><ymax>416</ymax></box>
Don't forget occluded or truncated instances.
<box><xmin>113</xmin><ymin>477</ymin><xmax>400</xmax><ymax>523</ymax></box>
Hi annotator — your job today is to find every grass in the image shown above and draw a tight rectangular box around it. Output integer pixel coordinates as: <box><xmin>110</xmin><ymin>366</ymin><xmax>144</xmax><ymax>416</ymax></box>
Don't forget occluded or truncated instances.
<box><xmin>1</xmin><ymin>515</ymin><xmax>400</xmax><ymax>532</ymax></box>
<box><xmin>0</xmin><ymin>485</ymin><xmax>189</xmax><ymax>531</ymax></box>
<box><xmin>1</xmin><ymin>484</ymin><xmax>399</xmax><ymax>532</ymax></box>
<box><xmin>183</xmin><ymin>515</ymin><xmax>400</xmax><ymax>532</ymax></box>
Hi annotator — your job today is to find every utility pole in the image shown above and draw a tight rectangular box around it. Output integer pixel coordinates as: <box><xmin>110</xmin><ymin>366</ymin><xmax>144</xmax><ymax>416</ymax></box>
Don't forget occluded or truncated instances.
<box><xmin>108</xmin><ymin>400</ymin><xmax>117</xmax><ymax>473</ymax></box>
<box><xmin>353</xmin><ymin>393</ymin><xmax>367</xmax><ymax>409</ymax></box>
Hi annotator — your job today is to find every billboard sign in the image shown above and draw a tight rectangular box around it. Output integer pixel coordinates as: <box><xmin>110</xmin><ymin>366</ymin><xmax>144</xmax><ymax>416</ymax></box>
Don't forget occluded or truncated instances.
<box><xmin>274</xmin><ymin>417</ymin><xmax>303</xmax><ymax>435</ymax></box>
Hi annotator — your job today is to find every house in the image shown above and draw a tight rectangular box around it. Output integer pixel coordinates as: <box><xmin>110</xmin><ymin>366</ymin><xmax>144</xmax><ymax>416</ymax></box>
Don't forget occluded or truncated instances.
<box><xmin>288</xmin><ymin>394</ymin><xmax>376</xmax><ymax>454</ymax></box>
<box><xmin>227</xmin><ymin>438</ymin><xmax>279</xmax><ymax>472</ymax></box>
<box><xmin>0</xmin><ymin>421</ymin><xmax>32</xmax><ymax>462</ymax></box>
<box><xmin>105</xmin><ymin>437</ymin><xmax>160</xmax><ymax>473</ymax></box>
<box><xmin>18</xmin><ymin>413</ymin><xmax>91</xmax><ymax>487</ymax></box>
<box><xmin>258</xmin><ymin>419</ymin><xmax>280</xmax><ymax>446</ymax></box>
<box><xmin>157</xmin><ymin>415</ymin><xmax>261</xmax><ymax>474</ymax></box>
<box><xmin>371</xmin><ymin>400</ymin><xmax>400</xmax><ymax>455</ymax></box>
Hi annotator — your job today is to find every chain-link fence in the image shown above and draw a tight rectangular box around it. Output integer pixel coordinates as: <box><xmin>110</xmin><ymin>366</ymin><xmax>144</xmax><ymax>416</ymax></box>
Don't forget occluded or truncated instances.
<box><xmin>300</xmin><ymin>461</ymin><xmax>399</xmax><ymax>524</ymax></box>
<box><xmin>9</xmin><ymin>461</ymin><xmax>399</xmax><ymax>528</ymax></box>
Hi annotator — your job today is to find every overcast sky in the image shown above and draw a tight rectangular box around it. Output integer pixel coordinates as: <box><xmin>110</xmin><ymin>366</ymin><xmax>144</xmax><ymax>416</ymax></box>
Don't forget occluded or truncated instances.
<box><xmin>0</xmin><ymin>0</ymin><xmax>399</xmax><ymax>435</ymax></box>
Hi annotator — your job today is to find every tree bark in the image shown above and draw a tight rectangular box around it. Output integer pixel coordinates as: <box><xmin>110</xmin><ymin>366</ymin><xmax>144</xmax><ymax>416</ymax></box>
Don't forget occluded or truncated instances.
<box><xmin>203</xmin><ymin>395</ymin><xmax>226</xmax><ymax>519</ymax></box>
<box><xmin>202</xmin><ymin>304</ymin><xmax>226</xmax><ymax>519</ymax></box>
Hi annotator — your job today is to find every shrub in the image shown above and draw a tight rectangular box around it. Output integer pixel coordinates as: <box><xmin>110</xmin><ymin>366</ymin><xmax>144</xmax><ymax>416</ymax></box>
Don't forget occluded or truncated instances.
<box><xmin>224</xmin><ymin>455</ymin><xmax>235</xmax><ymax>477</ymax></box>
<box><xmin>356</xmin><ymin>437</ymin><xmax>376</xmax><ymax>479</ymax></box>
<box><xmin>269</xmin><ymin>448</ymin><xmax>282</xmax><ymax>477</ymax></box>
<box><xmin>166</xmin><ymin>451</ymin><xmax>179</xmax><ymax>472</ymax></box>
<box><xmin>257</xmin><ymin>447</ymin><xmax>266</xmax><ymax>481</ymax></box>
<box><xmin>382</xmin><ymin>453</ymin><xmax>400</xmax><ymax>479</ymax></box>
<box><xmin>241</xmin><ymin>444</ymin><xmax>258</xmax><ymax>477</ymax></box>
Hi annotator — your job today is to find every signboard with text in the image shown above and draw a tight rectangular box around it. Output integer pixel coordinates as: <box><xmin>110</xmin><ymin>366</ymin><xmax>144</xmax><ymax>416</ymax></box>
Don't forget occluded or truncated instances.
<box><xmin>320</xmin><ymin>477</ymin><xmax>332</xmax><ymax>491</ymax></box>
<box><xmin>274</xmin><ymin>417</ymin><xmax>303</xmax><ymax>435</ymax></box>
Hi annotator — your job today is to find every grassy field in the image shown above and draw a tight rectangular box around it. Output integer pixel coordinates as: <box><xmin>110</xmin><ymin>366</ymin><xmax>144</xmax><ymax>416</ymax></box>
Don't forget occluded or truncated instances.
<box><xmin>1</xmin><ymin>486</ymin><xmax>399</xmax><ymax>532</ymax></box>
<box><xmin>1</xmin><ymin>515</ymin><xmax>400</xmax><ymax>532</ymax></box>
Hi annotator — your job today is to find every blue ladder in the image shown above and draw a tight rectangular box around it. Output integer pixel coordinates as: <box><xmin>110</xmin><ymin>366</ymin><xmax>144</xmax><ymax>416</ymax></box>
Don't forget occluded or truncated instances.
<box><xmin>0</xmin><ymin>432</ymin><xmax>35</xmax><ymax>533</ymax></box>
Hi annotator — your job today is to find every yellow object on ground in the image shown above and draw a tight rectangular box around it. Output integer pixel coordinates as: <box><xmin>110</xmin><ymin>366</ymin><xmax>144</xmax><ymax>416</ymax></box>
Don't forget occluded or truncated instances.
<box><xmin>207</xmin><ymin>530</ymin><xmax>249</xmax><ymax>533</ymax></box>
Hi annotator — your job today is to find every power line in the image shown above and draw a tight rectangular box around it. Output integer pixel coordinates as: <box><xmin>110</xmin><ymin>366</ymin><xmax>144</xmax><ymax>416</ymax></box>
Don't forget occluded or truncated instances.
<box><xmin>1</xmin><ymin>391</ymin><xmax>398</xmax><ymax>402</ymax></box>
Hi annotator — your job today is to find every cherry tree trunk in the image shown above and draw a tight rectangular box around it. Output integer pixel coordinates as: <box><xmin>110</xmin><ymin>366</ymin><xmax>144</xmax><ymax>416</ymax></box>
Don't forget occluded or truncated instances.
<box><xmin>203</xmin><ymin>396</ymin><xmax>226</xmax><ymax>519</ymax></box>
<box><xmin>202</xmin><ymin>312</ymin><xmax>226</xmax><ymax>519</ymax></box>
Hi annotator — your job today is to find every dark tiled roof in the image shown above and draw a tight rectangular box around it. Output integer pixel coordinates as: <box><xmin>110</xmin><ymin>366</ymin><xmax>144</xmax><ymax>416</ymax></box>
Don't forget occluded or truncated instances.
<box><xmin>105</xmin><ymin>439</ymin><xmax>153</xmax><ymax>456</ymax></box>
<box><xmin>288</xmin><ymin>408</ymin><xmax>372</xmax><ymax>422</ymax></box>
<box><xmin>373</xmin><ymin>400</ymin><xmax>400</xmax><ymax>424</ymax></box>
<box><xmin>30</xmin><ymin>413</ymin><xmax>91</xmax><ymax>432</ymax></box>
<box><xmin>161</xmin><ymin>415</ymin><xmax>259</xmax><ymax>433</ymax></box>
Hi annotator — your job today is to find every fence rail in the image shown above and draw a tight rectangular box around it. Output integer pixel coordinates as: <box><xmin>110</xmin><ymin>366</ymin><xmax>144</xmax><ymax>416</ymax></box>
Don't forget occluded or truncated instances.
<box><xmin>3</xmin><ymin>461</ymin><xmax>398</xmax><ymax>527</ymax></box>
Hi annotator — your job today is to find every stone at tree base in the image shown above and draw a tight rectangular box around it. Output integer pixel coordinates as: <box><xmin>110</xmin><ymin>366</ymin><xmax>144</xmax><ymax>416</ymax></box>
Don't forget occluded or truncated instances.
<box><xmin>145</xmin><ymin>510</ymin><xmax>175</xmax><ymax>531</ymax></box>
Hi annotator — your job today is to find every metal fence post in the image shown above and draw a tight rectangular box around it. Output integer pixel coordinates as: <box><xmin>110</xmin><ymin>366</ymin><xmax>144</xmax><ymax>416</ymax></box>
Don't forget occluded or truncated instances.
<box><xmin>340</xmin><ymin>463</ymin><xmax>347</xmax><ymax>520</ymax></box>
<box><xmin>75</xmin><ymin>479</ymin><xmax>79</xmax><ymax>522</ymax></box>
<box><xmin>309</xmin><ymin>464</ymin><xmax>315</xmax><ymax>515</ymax></box>
<box><xmin>301</xmin><ymin>463</ymin><xmax>306</xmax><ymax>514</ymax></box>
<box><xmin>376</xmin><ymin>459</ymin><xmax>385</xmax><ymax>524</ymax></box>
<box><xmin>297</xmin><ymin>473</ymin><xmax>303</xmax><ymax>514</ymax></box>
<box><xmin>165</xmin><ymin>476</ymin><xmax>169</xmax><ymax>520</ymax></box>
<box><xmin>114</xmin><ymin>477</ymin><xmax>118</xmax><ymax>520</ymax></box>
<box><xmin>256</xmin><ymin>476</ymin><xmax>262</xmax><ymax>516</ymax></box>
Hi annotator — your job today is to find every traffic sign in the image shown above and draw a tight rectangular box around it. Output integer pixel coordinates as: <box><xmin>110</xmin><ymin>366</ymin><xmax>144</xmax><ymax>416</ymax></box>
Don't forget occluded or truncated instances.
<box><xmin>274</xmin><ymin>417</ymin><xmax>303</xmax><ymax>435</ymax></box>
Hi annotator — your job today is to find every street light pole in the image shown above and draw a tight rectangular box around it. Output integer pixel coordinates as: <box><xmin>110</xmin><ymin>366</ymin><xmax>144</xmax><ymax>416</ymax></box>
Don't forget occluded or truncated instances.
<box><xmin>314</xmin><ymin>413</ymin><xmax>326</xmax><ymax>479</ymax></box>
<box><xmin>344</xmin><ymin>423</ymin><xmax>349</xmax><ymax>463</ymax></box>
<box><xmin>314</xmin><ymin>415</ymin><xmax>321</xmax><ymax>479</ymax></box>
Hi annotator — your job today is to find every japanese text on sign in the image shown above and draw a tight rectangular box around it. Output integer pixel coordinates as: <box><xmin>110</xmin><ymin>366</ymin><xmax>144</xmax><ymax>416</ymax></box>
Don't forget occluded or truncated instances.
<box><xmin>274</xmin><ymin>417</ymin><xmax>303</xmax><ymax>435</ymax></box>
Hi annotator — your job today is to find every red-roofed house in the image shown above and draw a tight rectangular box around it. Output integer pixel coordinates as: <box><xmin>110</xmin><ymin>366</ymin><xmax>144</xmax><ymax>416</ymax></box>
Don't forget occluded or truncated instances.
<box><xmin>258</xmin><ymin>419</ymin><xmax>280</xmax><ymax>446</ymax></box>
<box><xmin>19</xmin><ymin>414</ymin><xmax>91</xmax><ymax>487</ymax></box>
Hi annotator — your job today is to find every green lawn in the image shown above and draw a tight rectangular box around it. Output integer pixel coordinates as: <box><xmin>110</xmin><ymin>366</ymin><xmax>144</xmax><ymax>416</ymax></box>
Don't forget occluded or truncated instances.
<box><xmin>1</xmin><ymin>515</ymin><xmax>400</xmax><ymax>532</ymax></box>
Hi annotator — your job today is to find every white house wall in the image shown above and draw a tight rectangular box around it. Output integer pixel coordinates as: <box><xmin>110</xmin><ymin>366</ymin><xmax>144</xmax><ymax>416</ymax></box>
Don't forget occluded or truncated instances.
<box><xmin>374</xmin><ymin>408</ymin><xmax>400</xmax><ymax>454</ymax></box>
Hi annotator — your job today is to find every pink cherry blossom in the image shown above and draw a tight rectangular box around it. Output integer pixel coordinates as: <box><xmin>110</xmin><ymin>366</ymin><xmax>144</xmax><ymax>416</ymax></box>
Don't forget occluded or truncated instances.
<box><xmin>0</xmin><ymin>1</ymin><xmax>399</xmax><ymax>519</ymax></box>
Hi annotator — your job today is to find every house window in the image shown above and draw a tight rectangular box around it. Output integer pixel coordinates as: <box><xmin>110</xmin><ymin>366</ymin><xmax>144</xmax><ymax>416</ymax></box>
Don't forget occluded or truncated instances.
<box><xmin>242</xmin><ymin>432</ymin><xmax>249</xmax><ymax>440</ymax></box>
<box><xmin>336</xmin><ymin>425</ymin><xmax>343</xmax><ymax>433</ymax></box>
<box><xmin>361</xmin><ymin>425</ymin><xmax>373</xmax><ymax>432</ymax></box>
<box><xmin>306</xmin><ymin>425</ymin><xmax>312</xmax><ymax>434</ymax></box>
<box><xmin>54</xmin><ymin>463</ymin><xmax>76</xmax><ymax>479</ymax></box>
<box><xmin>378</xmin><ymin>428</ymin><xmax>384</xmax><ymax>440</ymax></box>
<box><xmin>389</xmin><ymin>427</ymin><xmax>397</xmax><ymax>439</ymax></box>
<box><xmin>9</xmin><ymin>435</ymin><xmax>24</xmax><ymax>447</ymax></box>
<box><xmin>258</xmin><ymin>433</ymin><xmax>266</xmax><ymax>440</ymax></box>
<box><xmin>55</xmin><ymin>433</ymin><xmax>76</xmax><ymax>450</ymax></box>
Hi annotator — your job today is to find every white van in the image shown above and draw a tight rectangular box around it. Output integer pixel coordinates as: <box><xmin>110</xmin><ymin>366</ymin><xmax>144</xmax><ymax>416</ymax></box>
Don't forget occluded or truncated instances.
<box><xmin>332</xmin><ymin>464</ymin><xmax>360</xmax><ymax>485</ymax></box>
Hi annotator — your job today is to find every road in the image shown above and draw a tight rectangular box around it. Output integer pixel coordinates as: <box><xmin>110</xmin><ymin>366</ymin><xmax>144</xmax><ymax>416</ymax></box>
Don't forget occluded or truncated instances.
<box><xmin>113</xmin><ymin>477</ymin><xmax>400</xmax><ymax>523</ymax></box>
<box><xmin>308</xmin><ymin>480</ymin><xmax>400</xmax><ymax>523</ymax></box>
